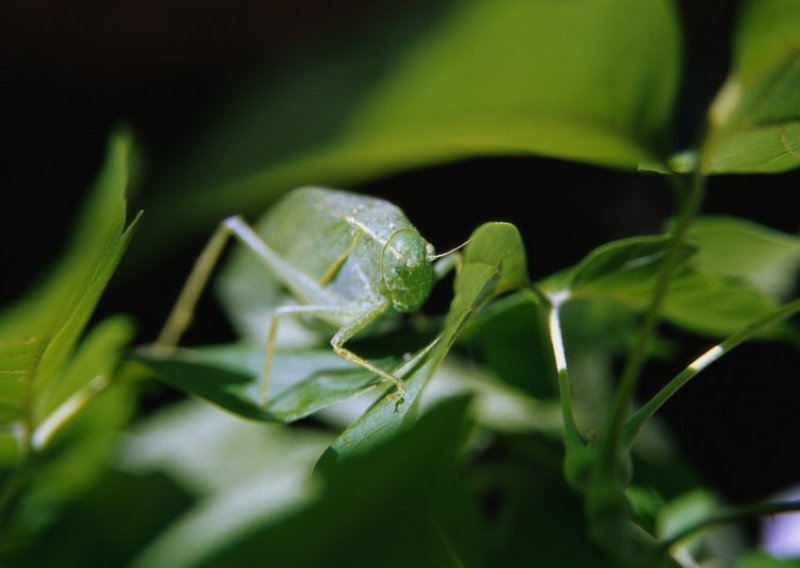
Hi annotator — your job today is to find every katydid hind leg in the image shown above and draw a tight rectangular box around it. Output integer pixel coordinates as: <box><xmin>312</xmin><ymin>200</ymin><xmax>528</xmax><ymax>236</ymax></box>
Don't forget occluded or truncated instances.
<box><xmin>157</xmin><ymin>215</ymin><xmax>306</xmax><ymax>348</ymax></box>
<box><xmin>157</xmin><ymin>220</ymin><xmax>235</xmax><ymax>348</ymax></box>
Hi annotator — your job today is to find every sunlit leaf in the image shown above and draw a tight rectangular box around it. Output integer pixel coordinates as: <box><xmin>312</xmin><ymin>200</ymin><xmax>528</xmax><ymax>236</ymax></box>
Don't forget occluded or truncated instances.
<box><xmin>703</xmin><ymin>0</ymin><xmax>800</xmax><ymax>173</ymax></box>
<box><xmin>136</xmin><ymin>0</ymin><xmax>681</xmax><ymax>260</ymax></box>
<box><xmin>34</xmin><ymin>316</ymin><xmax>134</xmax><ymax>428</ymax></box>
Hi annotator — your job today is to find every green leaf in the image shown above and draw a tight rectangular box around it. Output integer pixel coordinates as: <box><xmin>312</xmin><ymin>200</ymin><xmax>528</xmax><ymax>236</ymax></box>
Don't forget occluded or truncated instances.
<box><xmin>541</xmin><ymin>236</ymin><xmax>695</xmax><ymax>298</ymax></box>
<box><xmin>119</xmin><ymin>400</ymin><xmax>332</xmax><ymax>568</ymax></box>
<box><xmin>136</xmin><ymin>343</ymin><xmax>399</xmax><ymax>423</ymax></box>
<box><xmin>657</xmin><ymin>490</ymin><xmax>717</xmax><ymax>555</ymax></box>
<box><xmin>660</xmin><ymin>271</ymin><xmax>779</xmax><ymax>337</ymax></box>
<box><xmin>189</xmin><ymin>396</ymin><xmax>488</xmax><ymax>568</ymax></box>
<box><xmin>541</xmin><ymin>235</ymin><xmax>781</xmax><ymax>337</ymax></box>
<box><xmin>703</xmin><ymin>0</ymin><xmax>800</xmax><ymax>173</ymax></box>
<box><xmin>33</xmin><ymin>315</ymin><xmax>134</xmax><ymax>429</ymax></box>
<box><xmin>0</xmin><ymin>131</ymin><xmax>140</xmax><ymax>460</ymax></box>
<box><xmin>5</xmin><ymin>469</ymin><xmax>194</xmax><ymax>567</ymax></box>
<box><xmin>3</xmin><ymin>383</ymin><xmax>137</xmax><ymax>541</ymax></box>
<box><xmin>685</xmin><ymin>216</ymin><xmax>800</xmax><ymax>299</ymax></box>
<box><xmin>137</xmin><ymin>0</ymin><xmax>681</xmax><ymax>258</ymax></box>
<box><xmin>460</xmin><ymin>293</ymin><xmax>557</xmax><ymax>398</ymax></box>
<box><xmin>134</xmin><ymin>347</ymin><xmax>279</xmax><ymax>422</ymax></box>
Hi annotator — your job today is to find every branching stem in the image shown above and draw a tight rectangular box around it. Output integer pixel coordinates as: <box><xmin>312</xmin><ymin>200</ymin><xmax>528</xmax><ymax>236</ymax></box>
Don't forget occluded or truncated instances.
<box><xmin>599</xmin><ymin>170</ymin><xmax>705</xmax><ymax>473</ymax></box>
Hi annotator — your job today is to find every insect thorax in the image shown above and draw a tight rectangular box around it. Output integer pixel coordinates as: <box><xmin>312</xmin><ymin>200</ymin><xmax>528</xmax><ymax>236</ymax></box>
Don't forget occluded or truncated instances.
<box><xmin>381</xmin><ymin>229</ymin><xmax>435</xmax><ymax>313</ymax></box>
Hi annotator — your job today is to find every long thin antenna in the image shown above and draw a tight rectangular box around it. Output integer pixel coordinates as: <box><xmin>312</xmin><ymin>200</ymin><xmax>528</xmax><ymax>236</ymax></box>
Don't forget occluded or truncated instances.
<box><xmin>431</xmin><ymin>239</ymin><xmax>470</xmax><ymax>260</ymax></box>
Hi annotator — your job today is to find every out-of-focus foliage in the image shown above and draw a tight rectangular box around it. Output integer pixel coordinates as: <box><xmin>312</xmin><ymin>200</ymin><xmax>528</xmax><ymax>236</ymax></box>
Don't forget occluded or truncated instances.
<box><xmin>0</xmin><ymin>132</ymin><xmax>139</xmax><ymax>466</ymax></box>
<box><xmin>703</xmin><ymin>0</ymin><xmax>800</xmax><ymax>173</ymax></box>
<box><xmin>0</xmin><ymin>131</ymin><xmax>140</xmax><ymax>548</ymax></box>
<box><xmin>4</xmin><ymin>0</ymin><xmax>800</xmax><ymax>566</ymax></box>
<box><xmin>138</xmin><ymin>0</ymin><xmax>681</xmax><ymax>258</ymax></box>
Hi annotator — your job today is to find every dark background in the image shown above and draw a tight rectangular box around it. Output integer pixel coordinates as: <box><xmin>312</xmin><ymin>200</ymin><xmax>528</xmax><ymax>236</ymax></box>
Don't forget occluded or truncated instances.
<box><xmin>1</xmin><ymin>0</ymin><xmax>798</xmax><ymax>505</ymax></box>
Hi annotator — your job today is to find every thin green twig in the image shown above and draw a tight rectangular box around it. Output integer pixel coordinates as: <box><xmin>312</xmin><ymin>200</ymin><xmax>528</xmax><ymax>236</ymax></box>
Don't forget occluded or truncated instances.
<box><xmin>624</xmin><ymin>297</ymin><xmax>800</xmax><ymax>446</ymax></box>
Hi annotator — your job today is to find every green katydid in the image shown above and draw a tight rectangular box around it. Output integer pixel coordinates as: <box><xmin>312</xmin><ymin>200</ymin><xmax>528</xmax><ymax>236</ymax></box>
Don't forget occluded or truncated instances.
<box><xmin>156</xmin><ymin>186</ymin><xmax>459</xmax><ymax>405</ymax></box>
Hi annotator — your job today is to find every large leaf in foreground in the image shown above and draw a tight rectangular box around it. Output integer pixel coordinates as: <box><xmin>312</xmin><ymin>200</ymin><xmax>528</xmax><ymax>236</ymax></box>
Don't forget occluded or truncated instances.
<box><xmin>138</xmin><ymin>0</ymin><xmax>681</xmax><ymax>259</ymax></box>
<box><xmin>196</xmin><ymin>396</ymin><xmax>488</xmax><ymax>567</ymax></box>
<box><xmin>0</xmin><ymin>132</ymin><xmax>140</xmax><ymax>463</ymax></box>
<box><xmin>703</xmin><ymin>0</ymin><xmax>800</xmax><ymax>173</ymax></box>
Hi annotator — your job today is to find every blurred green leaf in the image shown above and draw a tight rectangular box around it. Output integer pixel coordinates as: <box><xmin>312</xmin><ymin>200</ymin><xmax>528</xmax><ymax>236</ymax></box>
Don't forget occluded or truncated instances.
<box><xmin>425</xmin><ymin>358</ymin><xmax>562</xmax><ymax>435</ymax></box>
<box><xmin>474</xmin><ymin>433</ymin><xmax>614</xmax><ymax>566</ymax></box>
<box><xmin>685</xmin><ymin>216</ymin><xmax>800</xmax><ymax>299</ymax></box>
<box><xmin>653</xmin><ymin>270</ymin><xmax>779</xmax><ymax>338</ymax></box>
<box><xmin>703</xmin><ymin>0</ymin><xmax>800</xmax><ymax>173</ymax></box>
<box><xmin>460</xmin><ymin>293</ymin><xmax>557</xmax><ymax>398</ymax></box>
<box><xmin>1</xmin><ymin>383</ymin><xmax>137</xmax><ymax>549</ymax></box>
<box><xmin>138</xmin><ymin>0</ymin><xmax>681</xmax><ymax>258</ymax></box>
<box><xmin>0</xmin><ymin>131</ymin><xmax>139</xmax><ymax>463</ymax></box>
<box><xmin>541</xmin><ymin>235</ymin><xmax>781</xmax><ymax>337</ymax></box>
<box><xmin>542</xmin><ymin>236</ymin><xmax>695</xmax><ymax>298</ymax></box>
<box><xmin>657</xmin><ymin>490</ymin><xmax>720</xmax><ymax>559</ymax></box>
<box><xmin>120</xmin><ymin>400</ymin><xmax>332</xmax><ymax>568</ymax></box>
<box><xmin>5</xmin><ymin>469</ymin><xmax>194</xmax><ymax>567</ymax></box>
<box><xmin>33</xmin><ymin>315</ymin><xmax>134</xmax><ymax>428</ymax></box>
<box><xmin>190</xmin><ymin>396</ymin><xmax>488</xmax><ymax>568</ymax></box>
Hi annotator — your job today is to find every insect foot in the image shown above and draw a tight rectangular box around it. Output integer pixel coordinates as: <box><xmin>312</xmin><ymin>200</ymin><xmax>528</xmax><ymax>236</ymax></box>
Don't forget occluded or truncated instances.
<box><xmin>387</xmin><ymin>387</ymin><xmax>406</xmax><ymax>412</ymax></box>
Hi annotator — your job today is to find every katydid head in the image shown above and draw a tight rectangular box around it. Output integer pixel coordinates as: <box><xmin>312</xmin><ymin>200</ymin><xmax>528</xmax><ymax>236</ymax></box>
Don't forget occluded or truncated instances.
<box><xmin>382</xmin><ymin>228</ymin><xmax>436</xmax><ymax>313</ymax></box>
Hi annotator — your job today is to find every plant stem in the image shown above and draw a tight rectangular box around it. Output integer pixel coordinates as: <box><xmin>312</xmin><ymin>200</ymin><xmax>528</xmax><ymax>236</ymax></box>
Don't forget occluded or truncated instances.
<box><xmin>545</xmin><ymin>292</ymin><xmax>583</xmax><ymax>450</ymax></box>
<box><xmin>659</xmin><ymin>500</ymin><xmax>800</xmax><ymax>551</ymax></box>
<box><xmin>598</xmin><ymin>171</ymin><xmax>705</xmax><ymax>474</ymax></box>
<box><xmin>624</xmin><ymin>297</ymin><xmax>800</xmax><ymax>446</ymax></box>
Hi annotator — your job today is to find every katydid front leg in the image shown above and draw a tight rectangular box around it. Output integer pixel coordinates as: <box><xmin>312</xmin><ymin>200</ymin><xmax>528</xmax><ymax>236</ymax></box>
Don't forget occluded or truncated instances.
<box><xmin>258</xmin><ymin>299</ymin><xmax>401</xmax><ymax>405</ymax></box>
